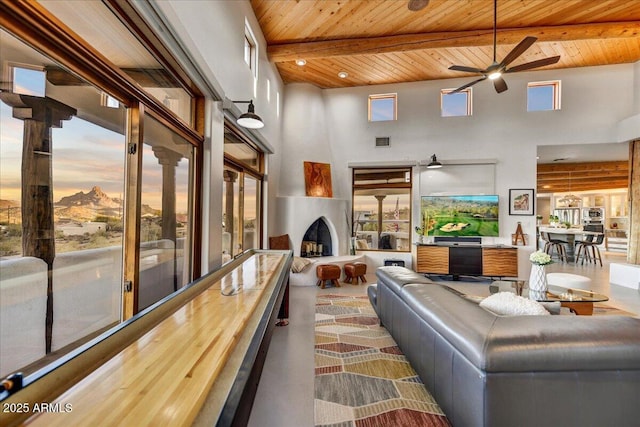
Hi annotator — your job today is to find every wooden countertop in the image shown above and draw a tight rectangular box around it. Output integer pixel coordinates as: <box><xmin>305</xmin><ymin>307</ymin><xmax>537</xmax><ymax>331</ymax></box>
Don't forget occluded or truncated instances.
<box><xmin>18</xmin><ymin>252</ymin><xmax>288</xmax><ymax>427</ymax></box>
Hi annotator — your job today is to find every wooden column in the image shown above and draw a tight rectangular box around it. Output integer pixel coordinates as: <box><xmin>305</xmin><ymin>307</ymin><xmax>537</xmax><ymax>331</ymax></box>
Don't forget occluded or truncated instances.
<box><xmin>152</xmin><ymin>146</ymin><xmax>183</xmax><ymax>292</ymax></box>
<box><xmin>224</xmin><ymin>170</ymin><xmax>238</xmax><ymax>256</ymax></box>
<box><xmin>0</xmin><ymin>93</ymin><xmax>76</xmax><ymax>353</ymax></box>
<box><xmin>629</xmin><ymin>140</ymin><xmax>640</xmax><ymax>264</ymax></box>
<box><xmin>151</xmin><ymin>146</ymin><xmax>182</xmax><ymax>242</ymax></box>
<box><xmin>375</xmin><ymin>194</ymin><xmax>386</xmax><ymax>247</ymax></box>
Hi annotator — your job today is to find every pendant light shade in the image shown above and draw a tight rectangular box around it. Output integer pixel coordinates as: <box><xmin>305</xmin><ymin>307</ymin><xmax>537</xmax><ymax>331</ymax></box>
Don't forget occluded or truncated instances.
<box><xmin>235</xmin><ymin>100</ymin><xmax>264</xmax><ymax>129</ymax></box>
<box><xmin>427</xmin><ymin>154</ymin><xmax>443</xmax><ymax>169</ymax></box>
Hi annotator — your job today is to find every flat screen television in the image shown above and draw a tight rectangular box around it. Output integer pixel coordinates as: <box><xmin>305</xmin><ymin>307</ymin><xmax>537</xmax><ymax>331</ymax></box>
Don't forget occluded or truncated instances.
<box><xmin>421</xmin><ymin>195</ymin><xmax>499</xmax><ymax>237</ymax></box>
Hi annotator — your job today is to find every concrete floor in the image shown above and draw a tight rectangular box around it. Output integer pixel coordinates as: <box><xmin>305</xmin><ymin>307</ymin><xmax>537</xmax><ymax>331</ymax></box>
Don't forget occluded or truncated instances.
<box><xmin>247</xmin><ymin>252</ymin><xmax>640</xmax><ymax>427</ymax></box>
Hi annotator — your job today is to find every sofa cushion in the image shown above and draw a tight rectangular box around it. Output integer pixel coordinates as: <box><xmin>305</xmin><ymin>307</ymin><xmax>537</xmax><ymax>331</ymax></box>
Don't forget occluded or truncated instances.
<box><xmin>291</xmin><ymin>256</ymin><xmax>313</xmax><ymax>273</ymax></box>
<box><xmin>480</xmin><ymin>292</ymin><xmax>550</xmax><ymax>316</ymax></box>
<box><xmin>375</xmin><ymin>266</ymin><xmax>433</xmax><ymax>297</ymax></box>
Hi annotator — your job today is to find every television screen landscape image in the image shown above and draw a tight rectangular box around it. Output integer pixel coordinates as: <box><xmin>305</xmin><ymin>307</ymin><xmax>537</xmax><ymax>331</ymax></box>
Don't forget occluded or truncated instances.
<box><xmin>421</xmin><ymin>195</ymin><xmax>499</xmax><ymax>237</ymax></box>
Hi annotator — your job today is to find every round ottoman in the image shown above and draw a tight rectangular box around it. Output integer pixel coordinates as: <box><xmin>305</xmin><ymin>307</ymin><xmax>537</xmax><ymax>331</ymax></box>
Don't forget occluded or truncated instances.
<box><xmin>546</xmin><ymin>272</ymin><xmax>592</xmax><ymax>290</ymax></box>
<box><xmin>316</xmin><ymin>264</ymin><xmax>341</xmax><ymax>289</ymax></box>
<box><xmin>344</xmin><ymin>262</ymin><xmax>367</xmax><ymax>285</ymax></box>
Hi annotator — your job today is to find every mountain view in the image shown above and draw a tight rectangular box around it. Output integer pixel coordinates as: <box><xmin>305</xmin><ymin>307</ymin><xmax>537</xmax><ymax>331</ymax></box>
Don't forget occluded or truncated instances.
<box><xmin>0</xmin><ymin>186</ymin><xmax>168</xmax><ymax>257</ymax></box>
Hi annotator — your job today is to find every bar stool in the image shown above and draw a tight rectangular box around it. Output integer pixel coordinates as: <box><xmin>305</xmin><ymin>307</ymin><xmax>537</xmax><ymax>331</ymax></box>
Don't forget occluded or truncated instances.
<box><xmin>542</xmin><ymin>231</ymin><xmax>567</xmax><ymax>262</ymax></box>
<box><xmin>576</xmin><ymin>233</ymin><xmax>604</xmax><ymax>267</ymax></box>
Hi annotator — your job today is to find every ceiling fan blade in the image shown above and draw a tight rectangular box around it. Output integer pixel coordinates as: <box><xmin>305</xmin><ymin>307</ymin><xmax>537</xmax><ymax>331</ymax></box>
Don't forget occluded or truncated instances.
<box><xmin>493</xmin><ymin>76</ymin><xmax>508</xmax><ymax>93</ymax></box>
<box><xmin>408</xmin><ymin>0</ymin><xmax>429</xmax><ymax>11</ymax></box>
<box><xmin>449</xmin><ymin>65</ymin><xmax>486</xmax><ymax>74</ymax></box>
<box><xmin>505</xmin><ymin>56</ymin><xmax>561</xmax><ymax>73</ymax></box>
<box><xmin>449</xmin><ymin>76</ymin><xmax>487</xmax><ymax>94</ymax></box>
<box><xmin>499</xmin><ymin>36</ymin><xmax>538</xmax><ymax>68</ymax></box>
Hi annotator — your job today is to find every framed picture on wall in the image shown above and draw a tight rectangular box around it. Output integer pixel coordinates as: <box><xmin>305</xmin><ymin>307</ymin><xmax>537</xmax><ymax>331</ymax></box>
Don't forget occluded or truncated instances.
<box><xmin>509</xmin><ymin>189</ymin><xmax>534</xmax><ymax>215</ymax></box>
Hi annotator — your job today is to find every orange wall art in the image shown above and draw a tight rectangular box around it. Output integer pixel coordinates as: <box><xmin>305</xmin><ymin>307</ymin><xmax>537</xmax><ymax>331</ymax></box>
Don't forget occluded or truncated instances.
<box><xmin>304</xmin><ymin>161</ymin><xmax>333</xmax><ymax>198</ymax></box>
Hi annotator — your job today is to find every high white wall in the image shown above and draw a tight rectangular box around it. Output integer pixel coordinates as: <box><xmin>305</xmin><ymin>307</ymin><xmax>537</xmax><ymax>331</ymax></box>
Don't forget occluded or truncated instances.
<box><xmin>150</xmin><ymin>0</ymin><xmax>285</xmax><ymax>270</ymax></box>
<box><xmin>280</xmin><ymin>63</ymin><xmax>639</xmax><ymax>277</ymax></box>
<box><xmin>151</xmin><ymin>0</ymin><xmax>638</xmax><ymax>275</ymax></box>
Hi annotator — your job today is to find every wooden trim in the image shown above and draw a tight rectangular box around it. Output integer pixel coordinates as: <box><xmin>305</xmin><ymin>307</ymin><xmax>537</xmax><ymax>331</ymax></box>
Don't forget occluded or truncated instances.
<box><xmin>268</xmin><ymin>22</ymin><xmax>640</xmax><ymax>62</ymax></box>
<box><xmin>122</xmin><ymin>105</ymin><xmax>144</xmax><ymax>320</ymax></box>
<box><xmin>104</xmin><ymin>0</ymin><xmax>202</xmax><ymax>97</ymax></box>
<box><xmin>629</xmin><ymin>140</ymin><xmax>640</xmax><ymax>264</ymax></box>
<box><xmin>191</xmin><ymin>145</ymin><xmax>203</xmax><ymax>279</ymax></box>
<box><xmin>0</xmin><ymin>0</ymin><xmax>203</xmax><ymax>142</ymax></box>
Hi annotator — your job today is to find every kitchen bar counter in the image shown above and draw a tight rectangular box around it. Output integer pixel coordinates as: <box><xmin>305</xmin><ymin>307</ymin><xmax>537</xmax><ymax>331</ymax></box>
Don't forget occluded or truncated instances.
<box><xmin>539</xmin><ymin>227</ymin><xmax>603</xmax><ymax>262</ymax></box>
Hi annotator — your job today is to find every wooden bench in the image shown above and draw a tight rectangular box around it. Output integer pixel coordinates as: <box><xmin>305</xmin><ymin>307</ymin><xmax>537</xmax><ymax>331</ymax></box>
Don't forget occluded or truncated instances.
<box><xmin>1</xmin><ymin>250</ymin><xmax>292</xmax><ymax>427</ymax></box>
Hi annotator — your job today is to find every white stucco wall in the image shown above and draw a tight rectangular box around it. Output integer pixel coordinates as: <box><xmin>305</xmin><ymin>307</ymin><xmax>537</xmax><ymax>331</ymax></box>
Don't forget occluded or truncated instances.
<box><xmin>149</xmin><ymin>0</ymin><xmax>286</xmax><ymax>269</ymax></box>
<box><xmin>280</xmin><ymin>62</ymin><xmax>639</xmax><ymax>277</ymax></box>
<box><xmin>149</xmin><ymin>0</ymin><xmax>638</xmax><ymax>276</ymax></box>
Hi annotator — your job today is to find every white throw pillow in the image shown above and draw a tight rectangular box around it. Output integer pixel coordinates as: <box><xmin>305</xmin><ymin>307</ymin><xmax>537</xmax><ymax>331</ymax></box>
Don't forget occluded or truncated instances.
<box><xmin>480</xmin><ymin>292</ymin><xmax>550</xmax><ymax>316</ymax></box>
<box><xmin>291</xmin><ymin>256</ymin><xmax>313</xmax><ymax>273</ymax></box>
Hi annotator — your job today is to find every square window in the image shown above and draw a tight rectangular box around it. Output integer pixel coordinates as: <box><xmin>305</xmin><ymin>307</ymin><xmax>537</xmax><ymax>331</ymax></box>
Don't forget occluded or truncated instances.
<box><xmin>528</xmin><ymin>81</ymin><xmax>561</xmax><ymax>111</ymax></box>
<box><xmin>368</xmin><ymin>94</ymin><xmax>397</xmax><ymax>121</ymax></box>
<box><xmin>12</xmin><ymin>66</ymin><xmax>46</xmax><ymax>97</ymax></box>
<box><xmin>441</xmin><ymin>88</ymin><xmax>472</xmax><ymax>117</ymax></box>
<box><xmin>244</xmin><ymin>20</ymin><xmax>258</xmax><ymax>79</ymax></box>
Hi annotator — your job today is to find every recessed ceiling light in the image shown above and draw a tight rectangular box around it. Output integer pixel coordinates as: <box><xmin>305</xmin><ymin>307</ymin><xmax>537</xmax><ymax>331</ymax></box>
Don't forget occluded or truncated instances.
<box><xmin>338</xmin><ymin>71</ymin><xmax>348</xmax><ymax>79</ymax></box>
<box><xmin>296</xmin><ymin>59</ymin><xmax>306</xmax><ymax>66</ymax></box>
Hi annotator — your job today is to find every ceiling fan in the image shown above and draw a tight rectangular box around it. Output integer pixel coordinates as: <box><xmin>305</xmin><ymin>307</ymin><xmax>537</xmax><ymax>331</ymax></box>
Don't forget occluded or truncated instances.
<box><xmin>448</xmin><ymin>0</ymin><xmax>560</xmax><ymax>94</ymax></box>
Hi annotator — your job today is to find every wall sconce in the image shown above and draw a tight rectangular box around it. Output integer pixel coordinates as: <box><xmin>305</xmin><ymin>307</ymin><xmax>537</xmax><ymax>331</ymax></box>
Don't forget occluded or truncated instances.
<box><xmin>233</xmin><ymin>100</ymin><xmax>264</xmax><ymax>129</ymax></box>
<box><xmin>426</xmin><ymin>154</ymin><xmax>443</xmax><ymax>169</ymax></box>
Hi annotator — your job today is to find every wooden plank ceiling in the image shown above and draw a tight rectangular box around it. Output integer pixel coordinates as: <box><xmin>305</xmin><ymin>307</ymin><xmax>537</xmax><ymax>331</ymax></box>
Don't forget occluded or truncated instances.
<box><xmin>250</xmin><ymin>0</ymin><xmax>640</xmax><ymax>89</ymax></box>
<box><xmin>537</xmin><ymin>161</ymin><xmax>629</xmax><ymax>193</ymax></box>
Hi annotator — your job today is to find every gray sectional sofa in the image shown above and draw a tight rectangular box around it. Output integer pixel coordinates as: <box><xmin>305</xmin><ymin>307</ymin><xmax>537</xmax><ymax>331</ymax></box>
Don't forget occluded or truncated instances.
<box><xmin>368</xmin><ymin>266</ymin><xmax>640</xmax><ymax>427</ymax></box>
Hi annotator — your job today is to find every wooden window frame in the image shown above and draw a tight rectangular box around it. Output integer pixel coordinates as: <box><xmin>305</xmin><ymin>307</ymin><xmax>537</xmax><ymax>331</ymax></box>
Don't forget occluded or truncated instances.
<box><xmin>527</xmin><ymin>80</ymin><xmax>561</xmax><ymax>111</ymax></box>
<box><xmin>0</xmin><ymin>0</ymin><xmax>205</xmax><ymax>314</ymax></box>
<box><xmin>441</xmin><ymin>88</ymin><xmax>473</xmax><ymax>117</ymax></box>
<box><xmin>368</xmin><ymin>93</ymin><xmax>397</xmax><ymax>122</ymax></box>
<box><xmin>351</xmin><ymin>167</ymin><xmax>413</xmax><ymax>252</ymax></box>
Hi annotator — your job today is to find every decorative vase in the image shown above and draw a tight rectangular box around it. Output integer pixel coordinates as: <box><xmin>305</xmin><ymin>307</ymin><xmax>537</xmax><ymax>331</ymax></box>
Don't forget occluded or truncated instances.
<box><xmin>417</xmin><ymin>235</ymin><xmax>424</xmax><ymax>244</ymax></box>
<box><xmin>528</xmin><ymin>264</ymin><xmax>548</xmax><ymax>299</ymax></box>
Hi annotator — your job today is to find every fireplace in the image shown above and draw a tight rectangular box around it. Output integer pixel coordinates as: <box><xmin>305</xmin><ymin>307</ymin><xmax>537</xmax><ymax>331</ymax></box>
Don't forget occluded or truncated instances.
<box><xmin>301</xmin><ymin>218</ymin><xmax>333</xmax><ymax>257</ymax></box>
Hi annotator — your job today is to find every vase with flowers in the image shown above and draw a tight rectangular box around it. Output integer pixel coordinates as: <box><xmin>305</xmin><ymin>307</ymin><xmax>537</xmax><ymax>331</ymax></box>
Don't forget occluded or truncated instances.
<box><xmin>415</xmin><ymin>226</ymin><xmax>425</xmax><ymax>244</ymax></box>
<box><xmin>529</xmin><ymin>250</ymin><xmax>553</xmax><ymax>300</ymax></box>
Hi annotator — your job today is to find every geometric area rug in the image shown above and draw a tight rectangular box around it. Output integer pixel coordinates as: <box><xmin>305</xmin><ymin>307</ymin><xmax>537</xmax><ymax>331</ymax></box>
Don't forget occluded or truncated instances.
<box><xmin>315</xmin><ymin>294</ymin><xmax>451</xmax><ymax>427</ymax></box>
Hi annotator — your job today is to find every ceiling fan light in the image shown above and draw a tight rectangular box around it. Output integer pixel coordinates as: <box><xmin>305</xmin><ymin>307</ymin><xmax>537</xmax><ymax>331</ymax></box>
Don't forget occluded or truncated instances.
<box><xmin>488</xmin><ymin>71</ymin><xmax>502</xmax><ymax>80</ymax></box>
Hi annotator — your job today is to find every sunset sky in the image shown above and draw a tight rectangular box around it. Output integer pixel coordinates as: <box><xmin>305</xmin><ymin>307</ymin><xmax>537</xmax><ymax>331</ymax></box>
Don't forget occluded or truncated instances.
<box><xmin>1</xmin><ymin>101</ymin><xmax>190</xmax><ymax>212</ymax></box>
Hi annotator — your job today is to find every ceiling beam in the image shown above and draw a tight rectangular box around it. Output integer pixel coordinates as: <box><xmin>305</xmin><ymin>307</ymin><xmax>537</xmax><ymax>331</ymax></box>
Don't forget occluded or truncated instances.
<box><xmin>268</xmin><ymin>22</ymin><xmax>640</xmax><ymax>62</ymax></box>
<box><xmin>538</xmin><ymin>181</ymin><xmax>628</xmax><ymax>193</ymax></box>
<box><xmin>537</xmin><ymin>161</ymin><xmax>629</xmax><ymax>173</ymax></box>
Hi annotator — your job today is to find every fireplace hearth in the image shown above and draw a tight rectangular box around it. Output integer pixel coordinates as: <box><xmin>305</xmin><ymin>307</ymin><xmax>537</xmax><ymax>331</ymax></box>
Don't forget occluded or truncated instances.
<box><xmin>301</xmin><ymin>218</ymin><xmax>333</xmax><ymax>257</ymax></box>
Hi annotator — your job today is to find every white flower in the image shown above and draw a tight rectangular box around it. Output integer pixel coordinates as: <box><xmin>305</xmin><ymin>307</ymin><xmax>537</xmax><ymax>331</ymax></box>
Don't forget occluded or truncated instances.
<box><xmin>529</xmin><ymin>250</ymin><xmax>552</xmax><ymax>265</ymax></box>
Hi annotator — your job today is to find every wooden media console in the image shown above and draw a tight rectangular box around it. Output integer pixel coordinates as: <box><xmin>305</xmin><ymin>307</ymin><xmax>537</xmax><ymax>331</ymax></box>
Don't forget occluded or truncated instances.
<box><xmin>416</xmin><ymin>244</ymin><xmax>518</xmax><ymax>278</ymax></box>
